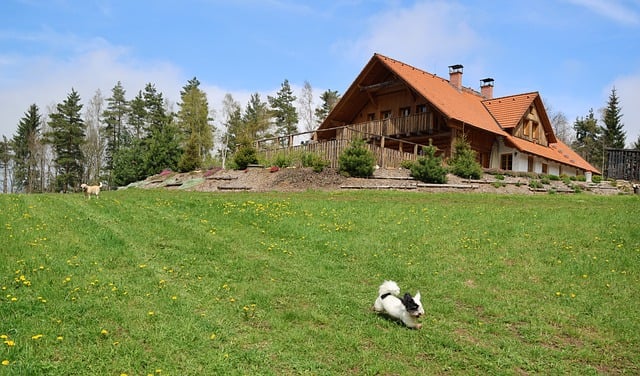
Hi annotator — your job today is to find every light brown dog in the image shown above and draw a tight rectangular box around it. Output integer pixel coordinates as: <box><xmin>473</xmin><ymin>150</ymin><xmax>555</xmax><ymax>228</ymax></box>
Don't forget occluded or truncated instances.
<box><xmin>80</xmin><ymin>182</ymin><xmax>103</xmax><ymax>199</ymax></box>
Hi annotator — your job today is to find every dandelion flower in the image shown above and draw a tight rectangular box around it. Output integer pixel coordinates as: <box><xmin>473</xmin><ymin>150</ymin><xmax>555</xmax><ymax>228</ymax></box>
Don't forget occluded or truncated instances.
<box><xmin>4</xmin><ymin>340</ymin><xmax>15</xmax><ymax>347</ymax></box>
<box><xmin>100</xmin><ymin>329</ymin><xmax>109</xmax><ymax>336</ymax></box>
<box><xmin>209</xmin><ymin>333</ymin><xmax>216</xmax><ymax>340</ymax></box>
<box><xmin>2</xmin><ymin>360</ymin><xmax>9</xmax><ymax>366</ymax></box>
<box><xmin>31</xmin><ymin>334</ymin><xmax>43</xmax><ymax>340</ymax></box>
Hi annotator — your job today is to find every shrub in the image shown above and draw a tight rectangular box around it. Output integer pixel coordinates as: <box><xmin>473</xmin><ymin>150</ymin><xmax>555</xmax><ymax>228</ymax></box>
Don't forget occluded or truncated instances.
<box><xmin>592</xmin><ymin>175</ymin><xmax>602</xmax><ymax>183</ymax></box>
<box><xmin>400</xmin><ymin>160</ymin><xmax>415</xmax><ymax>170</ymax></box>
<box><xmin>338</xmin><ymin>139</ymin><xmax>376</xmax><ymax>177</ymax></box>
<box><xmin>272</xmin><ymin>153</ymin><xmax>293</xmax><ymax>168</ymax></box>
<box><xmin>529</xmin><ymin>180</ymin><xmax>543</xmax><ymax>189</ymax></box>
<box><xmin>540</xmin><ymin>176</ymin><xmax>551</xmax><ymax>185</ymax></box>
<box><xmin>449</xmin><ymin>137</ymin><xmax>483</xmax><ymax>179</ymax></box>
<box><xmin>301</xmin><ymin>152</ymin><xmax>329</xmax><ymax>172</ymax></box>
<box><xmin>233</xmin><ymin>145</ymin><xmax>258</xmax><ymax>170</ymax></box>
<box><xmin>410</xmin><ymin>145</ymin><xmax>447</xmax><ymax>184</ymax></box>
<box><xmin>495</xmin><ymin>174</ymin><xmax>505</xmax><ymax>181</ymax></box>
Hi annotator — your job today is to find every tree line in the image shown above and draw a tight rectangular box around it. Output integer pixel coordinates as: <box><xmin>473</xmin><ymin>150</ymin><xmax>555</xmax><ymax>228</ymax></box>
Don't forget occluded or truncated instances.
<box><xmin>0</xmin><ymin>78</ymin><xmax>340</xmax><ymax>193</ymax></box>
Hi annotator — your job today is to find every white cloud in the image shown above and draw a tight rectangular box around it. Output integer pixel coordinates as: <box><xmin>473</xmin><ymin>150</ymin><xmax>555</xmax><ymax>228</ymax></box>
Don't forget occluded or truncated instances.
<box><xmin>566</xmin><ymin>0</ymin><xmax>640</xmax><ymax>25</ymax></box>
<box><xmin>0</xmin><ymin>38</ymin><xmax>184</xmax><ymax>137</ymax></box>
<box><xmin>612</xmin><ymin>73</ymin><xmax>640</xmax><ymax>146</ymax></box>
<box><xmin>335</xmin><ymin>1</ymin><xmax>481</xmax><ymax>70</ymax></box>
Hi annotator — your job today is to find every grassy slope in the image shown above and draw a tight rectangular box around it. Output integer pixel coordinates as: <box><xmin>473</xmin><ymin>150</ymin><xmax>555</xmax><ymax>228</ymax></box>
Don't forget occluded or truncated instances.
<box><xmin>1</xmin><ymin>190</ymin><xmax>639</xmax><ymax>375</ymax></box>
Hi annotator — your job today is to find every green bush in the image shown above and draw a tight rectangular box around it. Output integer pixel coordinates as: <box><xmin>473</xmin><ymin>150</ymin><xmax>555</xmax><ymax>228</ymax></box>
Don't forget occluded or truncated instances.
<box><xmin>410</xmin><ymin>145</ymin><xmax>448</xmax><ymax>184</ymax></box>
<box><xmin>272</xmin><ymin>153</ymin><xmax>293</xmax><ymax>168</ymax></box>
<box><xmin>449</xmin><ymin>137</ymin><xmax>483</xmax><ymax>179</ymax></box>
<box><xmin>233</xmin><ymin>145</ymin><xmax>259</xmax><ymax>170</ymax></box>
<box><xmin>495</xmin><ymin>174</ymin><xmax>505</xmax><ymax>181</ymax></box>
<box><xmin>338</xmin><ymin>139</ymin><xmax>376</xmax><ymax>177</ymax></box>
<box><xmin>400</xmin><ymin>159</ymin><xmax>415</xmax><ymax>170</ymax></box>
<box><xmin>529</xmin><ymin>180</ymin><xmax>543</xmax><ymax>189</ymax></box>
<box><xmin>592</xmin><ymin>175</ymin><xmax>602</xmax><ymax>183</ymax></box>
<box><xmin>301</xmin><ymin>152</ymin><xmax>329</xmax><ymax>173</ymax></box>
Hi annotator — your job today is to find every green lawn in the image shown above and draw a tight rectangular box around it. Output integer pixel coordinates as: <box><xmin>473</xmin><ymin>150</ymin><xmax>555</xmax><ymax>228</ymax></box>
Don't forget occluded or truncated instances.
<box><xmin>1</xmin><ymin>189</ymin><xmax>638</xmax><ymax>375</ymax></box>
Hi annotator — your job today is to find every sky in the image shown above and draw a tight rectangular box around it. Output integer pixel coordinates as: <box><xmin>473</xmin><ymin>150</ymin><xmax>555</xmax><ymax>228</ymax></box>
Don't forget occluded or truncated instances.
<box><xmin>1</xmin><ymin>0</ymin><xmax>639</xmax><ymax>146</ymax></box>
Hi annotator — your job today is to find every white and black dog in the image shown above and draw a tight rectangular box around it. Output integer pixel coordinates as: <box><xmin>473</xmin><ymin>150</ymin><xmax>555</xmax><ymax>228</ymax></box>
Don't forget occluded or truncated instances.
<box><xmin>373</xmin><ymin>280</ymin><xmax>424</xmax><ymax>329</ymax></box>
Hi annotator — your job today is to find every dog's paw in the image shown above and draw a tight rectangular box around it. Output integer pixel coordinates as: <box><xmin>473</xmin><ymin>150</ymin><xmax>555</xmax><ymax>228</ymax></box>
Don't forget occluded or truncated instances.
<box><xmin>414</xmin><ymin>323</ymin><xmax>422</xmax><ymax>330</ymax></box>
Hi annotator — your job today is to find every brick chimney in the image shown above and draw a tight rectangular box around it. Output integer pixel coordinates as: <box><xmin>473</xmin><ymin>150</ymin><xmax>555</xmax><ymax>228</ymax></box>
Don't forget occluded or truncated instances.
<box><xmin>448</xmin><ymin>64</ymin><xmax>463</xmax><ymax>90</ymax></box>
<box><xmin>480</xmin><ymin>78</ymin><xmax>494</xmax><ymax>99</ymax></box>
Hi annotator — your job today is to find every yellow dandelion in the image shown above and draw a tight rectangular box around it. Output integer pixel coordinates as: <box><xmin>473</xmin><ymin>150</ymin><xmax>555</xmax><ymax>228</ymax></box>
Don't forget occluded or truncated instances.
<box><xmin>4</xmin><ymin>340</ymin><xmax>15</xmax><ymax>347</ymax></box>
<box><xmin>2</xmin><ymin>360</ymin><xmax>9</xmax><ymax>366</ymax></box>
<box><xmin>56</xmin><ymin>336</ymin><xmax>63</xmax><ymax>341</ymax></box>
<box><xmin>0</xmin><ymin>335</ymin><xmax>6</xmax><ymax>339</ymax></box>
<box><xmin>31</xmin><ymin>334</ymin><xmax>43</xmax><ymax>340</ymax></box>
<box><xmin>148</xmin><ymin>311</ymin><xmax>154</xmax><ymax>316</ymax></box>
<box><xmin>209</xmin><ymin>333</ymin><xmax>216</xmax><ymax>340</ymax></box>
<box><xmin>100</xmin><ymin>329</ymin><xmax>109</xmax><ymax>336</ymax></box>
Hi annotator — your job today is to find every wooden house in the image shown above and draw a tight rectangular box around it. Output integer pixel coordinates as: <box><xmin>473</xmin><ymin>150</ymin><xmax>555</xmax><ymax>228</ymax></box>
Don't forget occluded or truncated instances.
<box><xmin>314</xmin><ymin>53</ymin><xmax>599</xmax><ymax>176</ymax></box>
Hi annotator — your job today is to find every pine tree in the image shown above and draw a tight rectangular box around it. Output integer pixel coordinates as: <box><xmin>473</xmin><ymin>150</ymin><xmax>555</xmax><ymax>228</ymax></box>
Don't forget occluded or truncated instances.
<box><xmin>103</xmin><ymin>81</ymin><xmax>130</xmax><ymax>179</ymax></box>
<box><xmin>572</xmin><ymin>108</ymin><xmax>601</xmax><ymax>169</ymax></box>
<box><xmin>47</xmin><ymin>89</ymin><xmax>85</xmax><ymax>192</ymax></box>
<box><xmin>601</xmin><ymin>87</ymin><xmax>626</xmax><ymax>149</ymax></box>
<box><xmin>315</xmin><ymin>89</ymin><xmax>340</xmax><ymax>125</ymax></box>
<box><xmin>177</xmin><ymin>77</ymin><xmax>213</xmax><ymax>171</ymax></box>
<box><xmin>12</xmin><ymin>104</ymin><xmax>42</xmax><ymax>192</ymax></box>
<box><xmin>242</xmin><ymin>93</ymin><xmax>270</xmax><ymax>142</ymax></box>
<box><xmin>129</xmin><ymin>91</ymin><xmax>146</xmax><ymax>140</ymax></box>
<box><xmin>268</xmin><ymin>79</ymin><xmax>298</xmax><ymax>143</ymax></box>
<box><xmin>141</xmin><ymin>83</ymin><xmax>181</xmax><ymax>176</ymax></box>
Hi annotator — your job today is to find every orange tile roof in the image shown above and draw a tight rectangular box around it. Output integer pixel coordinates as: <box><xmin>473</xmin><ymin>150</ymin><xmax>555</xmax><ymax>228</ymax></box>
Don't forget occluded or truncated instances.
<box><xmin>376</xmin><ymin>54</ymin><xmax>509</xmax><ymax>137</ymax></box>
<box><xmin>506</xmin><ymin>136</ymin><xmax>599</xmax><ymax>173</ymax></box>
<box><xmin>483</xmin><ymin>93</ymin><xmax>537</xmax><ymax>129</ymax></box>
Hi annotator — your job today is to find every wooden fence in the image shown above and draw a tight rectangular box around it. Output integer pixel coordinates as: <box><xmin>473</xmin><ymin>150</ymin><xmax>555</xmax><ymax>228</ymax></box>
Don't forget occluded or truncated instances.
<box><xmin>606</xmin><ymin>149</ymin><xmax>640</xmax><ymax>181</ymax></box>
<box><xmin>259</xmin><ymin>139</ymin><xmax>420</xmax><ymax>169</ymax></box>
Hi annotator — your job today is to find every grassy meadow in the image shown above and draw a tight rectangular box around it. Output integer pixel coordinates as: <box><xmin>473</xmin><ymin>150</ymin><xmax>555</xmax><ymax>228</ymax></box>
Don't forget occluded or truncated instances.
<box><xmin>0</xmin><ymin>189</ymin><xmax>639</xmax><ymax>375</ymax></box>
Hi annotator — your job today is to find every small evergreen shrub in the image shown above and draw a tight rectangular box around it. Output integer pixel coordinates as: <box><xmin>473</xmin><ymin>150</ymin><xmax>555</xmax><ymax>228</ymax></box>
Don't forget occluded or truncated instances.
<box><xmin>410</xmin><ymin>145</ymin><xmax>447</xmax><ymax>184</ymax></box>
<box><xmin>540</xmin><ymin>176</ymin><xmax>551</xmax><ymax>185</ymax></box>
<box><xmin>233</xmin><ymin>145</ymin><xmax>259</xmax><ymax>170</ymax></box>
<box><xmin>449</xmin><ymin>137</ymin><xmax>483</xmax><ymax>180</ymax></box>
<box><xmin>301</xmin><ymin>152</ymin><xmax>329</xmax><ymax>172</ymax></box>
<box><xmin>338</xmin><ymin>139</ymin><xmax>376</xmax><ymax>178</ymax></box>
<box><xmin>592</xmin><ymin>175</ymin><xmax>602</xmax><ymax>183</ymax></box>
<box><xmin>495</xmin><ymin>174</ymin><xmax>505</xmax><ymax>181</ymax></box>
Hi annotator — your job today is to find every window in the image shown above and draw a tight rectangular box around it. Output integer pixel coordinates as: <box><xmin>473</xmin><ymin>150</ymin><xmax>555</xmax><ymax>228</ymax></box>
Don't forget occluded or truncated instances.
<box><xmin>542</xmin><ymin>163</ymin><xmax>548</xmax><ymax>174</ymax></box>
<box><xmin>528</xmin><ymin>156</ymin><xmax>534</xmax><ymax>172</ymax></box>
<box><xmin>416</xmin><ymin>104</ymin><xmax>427</xmax><ymax>113</ymax></box>
<box><xmin>367</xmin><ymin>113</ymin><xmax>375</xmax><ymax>121</ymax></box>
<box><xmin>532</xmin><ymin>121</ymin><xmax>539</xmax><ymax>140</ymax></box>
<box><xmin>523</xmin><ymin>121</ymin><xmax>530</xmax><ymax>137</ymax></box>
<box><xmin>381</xmin><ymin>110</ymin><xmax>392</xmax><ymax>119</ymax></box>
<box><xmin>400</xmin><ymin>107</ymin><xmax>411</xmax><ymax>117</ymax></box>
<box><xmin>500</xmin><ymin>153</ymin><xmax>513</xmax><ymax>170</ymax></box>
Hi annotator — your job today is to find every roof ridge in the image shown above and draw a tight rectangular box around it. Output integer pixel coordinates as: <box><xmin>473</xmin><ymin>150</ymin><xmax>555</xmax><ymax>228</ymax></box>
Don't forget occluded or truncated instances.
<box><xmin>483</xmin><ymin>91</ymin><xmax>539</xmax><ymax>103</ymax></box>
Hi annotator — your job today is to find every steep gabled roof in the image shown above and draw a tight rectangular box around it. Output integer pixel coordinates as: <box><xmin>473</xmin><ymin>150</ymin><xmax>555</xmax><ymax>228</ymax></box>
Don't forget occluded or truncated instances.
<box><xmin>374</xmin><ymin>54</ymin><xmax>508</xmax><ymax>137</ymax></box>
<box><xmin>483</xmin><ymin>93</ymin><xmax>537</xmax><ymax>129</ymax></box>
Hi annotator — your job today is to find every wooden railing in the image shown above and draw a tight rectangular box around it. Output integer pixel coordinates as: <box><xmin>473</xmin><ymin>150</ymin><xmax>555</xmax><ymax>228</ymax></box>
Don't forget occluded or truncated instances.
<box><xmin>255</xmin><ymin>113</ymin><xmax>435</xmax><ymax>168</ymax></box>
<box><xmin>259</xmin><ymin>139</ymin><xmax>420</xmax><ymax>169</ymax></box>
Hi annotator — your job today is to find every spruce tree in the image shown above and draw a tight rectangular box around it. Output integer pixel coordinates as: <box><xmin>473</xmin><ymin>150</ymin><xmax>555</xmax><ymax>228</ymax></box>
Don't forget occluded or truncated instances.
<box><xmin>268</xmin><ymin>79</ymin><xmax>298</xmax><ymax>143</ymax></box>
<box><xmin>47</xmin><ymin>89</ymin><xmax>85</xmax><ymax>192</ymax></box>
<box><xmin>12</xmin><ymin>104</ymin><xmax>42</xmax><ymax>192</ymax></box>
<box><xmin>141</xmin><ymin>83</ymin><xmax>181</xmax><ymax>176</ymax></box>
<box><xmin>103</xmin><ymin>81</ymin><xmax>130</xmax><ymax>179</ymax></box>
<box><xmin>601</xmin><ymin>87</ymin><xmax>626</xmax><ymax>149</ymax></box>
<box><xmin>315</xmin><ymin>89</ymin><xmax>340</xmax><ymax>125</ymax></box>
<box><xmin>242</xmin><ymin>93</ymin><xmax>270</xmax><ymax>142</ymax></box>
<box><xmin>177</xmin><ymin>77</ymin><xmax>213</xmax><ymax>171</ymax></box>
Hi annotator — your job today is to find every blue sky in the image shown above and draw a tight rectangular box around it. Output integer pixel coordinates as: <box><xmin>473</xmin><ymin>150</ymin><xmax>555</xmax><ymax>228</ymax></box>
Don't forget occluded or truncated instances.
<box><xmin>1</xmin><ymin>0</ymin><xmax>639</xmax><ymax>146</ymax></box>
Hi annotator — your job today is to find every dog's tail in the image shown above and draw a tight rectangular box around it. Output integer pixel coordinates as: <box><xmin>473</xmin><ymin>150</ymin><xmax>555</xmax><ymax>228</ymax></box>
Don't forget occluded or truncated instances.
<box><xmin>378</xmin><ymin>280</ymin><xmax>400</xmax><ymax>297</ymax></box>
<box><xmin>99</xmin><ymin>182</ymin><xmax>103</xmax><ymax>188</ymax></box>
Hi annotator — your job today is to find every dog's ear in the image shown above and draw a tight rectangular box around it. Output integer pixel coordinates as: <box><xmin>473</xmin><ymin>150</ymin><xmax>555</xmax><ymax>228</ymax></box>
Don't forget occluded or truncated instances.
<box><xmin>401</xmin><ymin>293</ymin><xmax>419</xmax><ymax>311</ymax></box>
<box><xmin>414</xmin><ymin>291</ymin><xmax>421</xmax><ymax>301</ymax></box>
